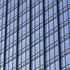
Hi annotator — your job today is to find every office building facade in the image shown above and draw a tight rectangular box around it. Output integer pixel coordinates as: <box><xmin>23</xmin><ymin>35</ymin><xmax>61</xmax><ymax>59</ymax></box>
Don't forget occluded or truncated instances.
<box><xmin>0</xmin><ymin>0</ymin><xmax>70</xmax><ymax>70</ymax></box>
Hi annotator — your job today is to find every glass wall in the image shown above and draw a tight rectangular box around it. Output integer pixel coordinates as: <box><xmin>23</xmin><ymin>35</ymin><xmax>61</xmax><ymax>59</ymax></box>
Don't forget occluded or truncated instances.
<box><xmin>0</xmin><ymin>0</ymin><xmax>70</xmax><ymax>70</ymax></box>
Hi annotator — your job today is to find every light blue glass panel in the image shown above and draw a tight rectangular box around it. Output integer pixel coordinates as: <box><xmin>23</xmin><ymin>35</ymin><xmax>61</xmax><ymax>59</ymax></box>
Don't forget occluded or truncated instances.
<box><xmin>64</xmin><ymin>24</ymin><xmax>69</xmax><ymax>35</ymax></box>
<box><xmin>51</xmin><ymin>63</ymin><xmax>55</xmax><ymax>70</ymax></box>
<box><xmin>65</xmin><ymin>39</ymin><xmax>69</xmax><ymax>50</ymax></box>
<box><xmin>22</xmin><ymin>52</ymin><xmax>25</xmax><ymax>62</ymax></box>
<box><xmin>50</xmin><ymin>48</ymin><xmax>54</xmax><ymax>59</ymax></box>
<box><xmin>64</xmin><ymin>11</ymin><xmax>68</xmax><ymax>21</ymax></box>
<box><xmin>49</xmin><ymin>0</ymin><xmax>52</xmax><ymax>4</ymax></box>
<box><xmin>68</xmin><ymin>0</ymin><xmax>70</xmax><ymax>4</ymax></box>
<box><xmin>63</xmin><ymin>0</ymin><xmax>67</xmax><ymax>7</ymax></box>
<box><xmin>61</xmin><ymin>57</ymin><xmax>65</xmax><ymax>67</ymax></box>
<box><xmin>61</xmin><ymin>42</ymin><xmax>65</xmax><ymax>52</ymax></box>
<box><xmin>66</xmin><ymin>54</ymin><xmax>70</xmax><ymax>65</ymax></box>
<box><xmin>9</xmin><ymin>61</ymin><xmax>12</xmax><ymax>70</ymax></box>
<box><xmin>50</xmin><ymin>34</ymin><xmax>54</xmax><ymax>45</ymax></box>
<box><xmin>36</xmin><ymin>58</ymin><xmax>39</xmax><ymax>68</ymax></box>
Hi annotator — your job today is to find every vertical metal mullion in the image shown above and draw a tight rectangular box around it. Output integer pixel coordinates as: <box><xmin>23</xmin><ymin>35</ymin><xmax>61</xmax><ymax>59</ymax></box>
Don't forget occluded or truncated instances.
<box><xmin>16</xmin><ymin>0</ymin><xmax>19</xmax><ymax>70</ymax></box>
<box><xmin>56</xmin><ymin>0</ymin><xmax>61</xmax><ymax>70</ymax></box>
<box><xmin>3</xmin><ymin>0</ymin><xmax>8</xmax><ymax>70</ymax></box>
<box><xmin>29</xmin><ymin>0</ymin><xmax>32</xmax><ymax>70</ymax></box>
<box><xmin>43</xmin><ymin>0</ymin><xmax>46</xmax><ymax>70</ymax></box>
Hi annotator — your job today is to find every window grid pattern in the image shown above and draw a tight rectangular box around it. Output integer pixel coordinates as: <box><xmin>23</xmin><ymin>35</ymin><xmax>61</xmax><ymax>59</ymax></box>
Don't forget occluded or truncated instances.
<box><xmin>0</xmin><ymin>0</ymin><xmax>70</xmax><ymax>70</ymax></box>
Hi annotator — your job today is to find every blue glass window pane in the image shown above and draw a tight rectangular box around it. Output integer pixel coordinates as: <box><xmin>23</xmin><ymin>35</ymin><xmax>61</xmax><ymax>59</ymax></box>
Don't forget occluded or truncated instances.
<box><xmin>26</xmin><ymin>50</ymin><xmax>29</xmax><ymax>59</ymax></box>
<box><xmin>18</xmin><ymin>55</ymin><xmax>21</xmax><ymax>64</ymax></box>
<box><xmin>61</xmin><ymin>42</ymin><xmax>65</xmax><ymax>52</ymax></box>
<box><xmin>9</xmin><ymin>48</ymin><xmax>13</xmax><ymax>57</ymax></box>
<box><xmin>0</xmin><ymin>31</ymin><xmax>1</xmax><ymax>38</ymax></box>
<box><xmin>32</xmin><ymin>60</ymin><xmax>35</xmax><ymax>70</ymax></box>
<box><xmin>40</xmin><ymin>2</ymin><xmax>43</xmax><ymax>10</ymax></box>
<box><xmin>1</xmin><ymin>54</ymin><xmax>3</xmax><ymax>62</ymax></box>
<box><xmin>35</xmin><ymin>17</ymin><xmax>39</xmax><ymax>26</ymax></box>
<box><xmin>22</xmin><ymin>66</ymin><xmax>25</xmax><ymax>70</ymax></box>
<box><xmin>27</xmin><ymin>0</ymin><xmax>30</xmax><ymax>7</ymax></box>
<box><xmin>45</xmin><ymin>37</ymin><xmax>49</xmax><ymax>47</ymax></box>
<box><xmin>68</xmin><ymin>0</ymin><xmax>70</xmax><ymax>4</ymax></box>
<box><xmin>56</xmin><ymin>61</ymin><xmax>59</xmax><ymax>70</ymax></box>
<box><xmin>55</xmin><ymin>46</ymin><xmax>58</xmax><ymax>56</ymax></box>
<box><xmin>64</xmin><ymin>11</ymin><xmax>68</xmax><ymax>21</ymax></box>
<box><xmin>66</xmin><ymin>54</ymin><xmax>70</xmax><ymax>65</ymax></box>
<box><xmin>51</xmin><ymin>63</ymin><xmax>55</xmax><ymax>70</ymax></box>
<box><xmin>10</xmin><ymin>35</ymin><xmax>13</xmax><ymax>44</ymax></box>
<box><xmin>23</xmin><ymin>14</ymin><xmax>26</xmax><ymax>22</ymax></box>
<box><xmin>45</xmin><ymin>0</ymin><xmax>48</xmax><ymax>7</ymax></box>
<box><xmin>49</xmin><ymin>0</ymin><xmax>52</xmax><ymax>4</ymax></box>
<box><xmin>23</xmin><ymin>2</ymin><xmax>26</xmax><ymax>10</ymax></box>
<box><xmin>69</xmin><ymin>9</ymin><xmax>70</xmax><ymax>18</ymax></box>
<box><xmin>50</xmin><ymin>48</ymin><xmax>54</xmax><ymax>59</ymax></box>
<box><xmin>0</xmin><ymin>20</ymin><xmax>2</xmax><ymax>27</ymax></box>
<box><xmin>59</xmin><ymin>14</ymin><xmax>63</xmax><ymax>23</ymax></box>
<box><xmin>64</xmin><ymin>24</ymin><xmax>69</xmax><ymax>35</ymax></box>
<box><xmin>5</xmin><ymin>64</ymin><xmax>8</xmax><ymax>70</ymax></box>
<box><xmin>32</xmin><ymin>47</ymin><xmax>35</xmax><ymax>56</ymax></box>
<box><xmin>0</xmin><ymin>0</ymin><xmax>3</xmax><ymax>4</ymax></box>
<box><xmin>46</xmin><ymin>52</ymin><xmax>49</xmax><ymax>61</ymax></box>
<box><xmin>9</xmin><ymin>61</ymin><xmax>12</xmax><ymax>70</ymax></box>
<box><xmin>40</xmin><ymin>14</ymin><xmax>43</xmax><ymax>23</ymax></box>
<box><xmin>40</xmin><ymin>41</ymin><xmax>43</xmax><ymax>51</ymax></box>
<box><xmin>45</xmin><ymin>11</ymin><xmax>48</xmax><ymax>20</ymax></box>
<box><xmin>36</xmin><ymin>44</ymin><xmax>39</xmax><ymax>53</ymax></box>
<box><xmin>63</xmin><ymin>0</ymin><xmax>67</xmax><ymax>7</ymax></box>
<box><xmin>61</xmin><ymin>57</ymin><xmax>65</xmax><ymax>67</ymax></box>
<box><xmin>54</xmin><ymin>18</ymin><xmax>57</xmax><ymax>27</ymax></box>
<box><xmin>65</xmin><ymin>39</ymin><xmax>69</xmax><ymax>50</ymax></box>
<box><xmin>40</xmin><ymin>27</ymin><xmax>43</xmax><ymax>37</ymax></box>
<box><xmin>22</xmin><ymin>39</ymin><xmax>25</xmax><ymax>48</ymax></box>
<box><xmin>36</xmin><ymin>58</ymin><xmax>39</xmax><ymax>68</ymax></box>
<box><xmin>54</xmin><ymin>5</ymin><xmax>57</xmax><ymax>14</ymax></box>
<box><xmin>49</xmin><ymin>8</ymin><xmax>53</xmax><ymax>17</ymax></box>
<box><xmin>10</xmin><ymin>23</ymin><xmax>13</xmax><ymax>31</ymax></box>
<box><xmin>50</xmin><ymin>34</ymin><xmax>54</xmax><ymax>45</ymax></box>
<box><xmin>59</xmin><ymin>1</ymin><xmax>62</xmax><ymax>10</ymax></box>
<box><xmin>27</xmin><ymin>36</ymin><xmax>29</xmax><ymax>45</ymax></box>
<box><xmin>13</xmin><ymin>45</ymin><xmax>16</xmax><ymax>54</ymax></box>
<box><xmin>2</xmin><ymin>29</ymin><xmax>5</xmax><ymax>37</ymax></box>
<box><xmin>22</xmin><ymin>53</ymin><xmax>25</xmax><ymax>62</ymax></box>
<box><xmin>54</xmin><ymin>32</ymin><xmax>58</xmax><ymax>41</ymax></box>
<box><xmin>35</xmin><ymin>4</ymin><xmax>39</xmax><ymax>14</ymax></box>
<box><xmin>0</xmin><ymin>8</ymin><xmax>2</xmax><ymax>16</ymax></box>
<box><xmin>45</xmin><ymin>24</ymin><xmax>49</xmax><ymax>33</ymax></box>
<box><xmin>2</xmin><ymin>41</ymin><xmax>4</xmax><ymax>49</ymax></box>
<box><xmin>49</xmin><ymin>21</ymin><xmax>53</xmax><ymax>31</ymax></box>
<box><xmin>22</xmin><ymin>26</ymin><xmax>26</xmax><ymax>35</ymax></box>
<box><xmin>60</xmin><ymin>28</ymin><xmax>64</xmax><ymax>38</ymax></box>
<box><xmin>11</xmin><ymin>0</ymin><xmax>15</xmax><ymax>7</ymax></box>
<box><xmin>35</xmin><ymin>30</ymin><xmax>39</xmax><ymax>39</ymax></box>
<box><xmin>32</xmin><ymin>0</ymin><xmax>34</xmax><ymax>4</ymax></box>
<box><xmin>18</xmin><ymin>42</ymin><xmax>21</xmax><ymax>51</ymax></box>
<box><xmin>40</xmin><ymin>55</ymin><xmax>44</xmax><ymax>65</ymax></box>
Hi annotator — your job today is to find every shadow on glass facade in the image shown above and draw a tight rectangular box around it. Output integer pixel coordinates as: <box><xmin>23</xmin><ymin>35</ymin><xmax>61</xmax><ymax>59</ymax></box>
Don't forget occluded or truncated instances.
<box><xmin>0</xmin><ymin>0</ymin><xmax>70</xmax><ymax>70</ymax></box>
